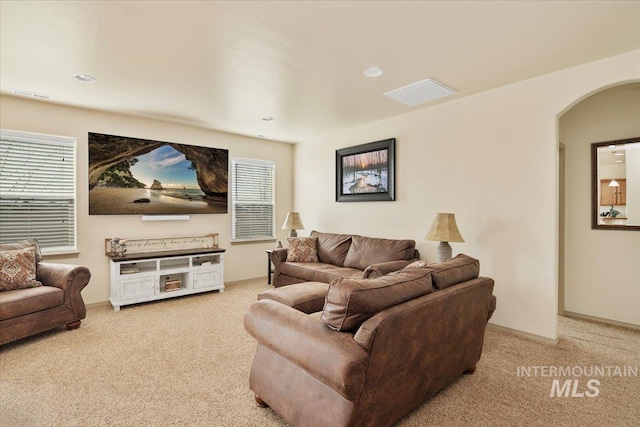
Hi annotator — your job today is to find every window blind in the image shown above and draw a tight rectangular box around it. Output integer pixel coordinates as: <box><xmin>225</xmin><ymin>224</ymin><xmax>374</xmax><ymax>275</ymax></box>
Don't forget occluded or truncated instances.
<box><xmin>0</xmin><ymin>129</ymin><xmax>77</xmax><ymax>254</ymax></box>
<box><xmin>231</xmin><ymin>158</ymin><xmax>275</xmax><ymax>241</ymax></box>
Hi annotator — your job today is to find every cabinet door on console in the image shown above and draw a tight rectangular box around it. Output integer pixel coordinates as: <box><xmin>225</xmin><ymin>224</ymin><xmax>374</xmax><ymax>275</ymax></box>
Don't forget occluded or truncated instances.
<box><xmin>193</xmin><ymin>268</ymin><xmax>222</xmax><ymax>289</ymax></box>
<box><xmin>119</xmin><ymin>276</ymin><xmax>157</xmax><ymax>300</ymax></box>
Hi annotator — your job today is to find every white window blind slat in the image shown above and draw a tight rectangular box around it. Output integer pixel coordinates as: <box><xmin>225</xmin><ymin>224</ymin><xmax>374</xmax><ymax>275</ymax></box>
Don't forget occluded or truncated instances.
<box><xmin>231</xmin><ymin>158</ymin><xmax>275</xmax><ymax>241</ymax></box>
<box><xmin>0</xmin><ymin>129</ymin><xmax>77</xmax><ymax>254</ymax></box>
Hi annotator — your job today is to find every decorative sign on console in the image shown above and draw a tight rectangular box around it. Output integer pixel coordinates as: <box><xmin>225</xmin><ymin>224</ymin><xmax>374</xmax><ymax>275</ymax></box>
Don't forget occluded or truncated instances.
<box><xmin>105</xmin><ymin>233</ymin><xmax>218</xmax><ymax>256</ymax></box>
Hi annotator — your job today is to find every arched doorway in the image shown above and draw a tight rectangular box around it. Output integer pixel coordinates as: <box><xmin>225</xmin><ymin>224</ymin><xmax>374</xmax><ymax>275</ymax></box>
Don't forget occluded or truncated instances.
<box><xmin>558</xmin><ymin>81</ymin><xmax>640</xmax><ymax>328</ymax></box>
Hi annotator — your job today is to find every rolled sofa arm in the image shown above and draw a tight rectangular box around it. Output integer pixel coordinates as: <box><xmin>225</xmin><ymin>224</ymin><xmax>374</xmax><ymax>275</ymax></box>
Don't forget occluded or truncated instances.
<box><xmin>270</xmin><ymin>247</ymin><xmax>287</xmax><ymax>265</ymax></box>
<box><xmin>244</xmin><ymin>300</ymin><xmax>368</xmax><ymax>400</ymax></box>
<box><xmin>363</xmin><ymin>259</ymin><xmax>418</xmax><ymax>279</ymax></box>
<box><xmin>270</xmin><ymin>248</ymin><xmax>288</xmax><ymax>285</ymax></box>
<box><xmin>36</xmin><ymin>263</ymin><xmax>91</xmax><ymax>319</ymax></box>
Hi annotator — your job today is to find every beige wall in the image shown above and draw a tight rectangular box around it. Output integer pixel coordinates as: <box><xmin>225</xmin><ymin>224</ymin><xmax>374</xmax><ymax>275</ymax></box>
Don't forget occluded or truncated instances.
<box><xmin>0</xmin><ymin>95</ymin><xmax>294</xmax><ymax>305</ymax></box>
<box><xmin>560</xmin><ymin>86</ymin><xmax>640</xmax><ymax>326</ymax></box>
<box><xmin>294</xmin><ymin>49</ymin><xmax>640</xmax><ymax>340</ymax></box>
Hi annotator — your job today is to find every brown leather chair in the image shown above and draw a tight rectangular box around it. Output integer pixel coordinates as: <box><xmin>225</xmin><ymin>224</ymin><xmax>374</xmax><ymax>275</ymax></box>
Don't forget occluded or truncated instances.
<box><xmin>0</xmin><ymin>240</ymin><xmax>91</xmax><ymax>345</ymax></box>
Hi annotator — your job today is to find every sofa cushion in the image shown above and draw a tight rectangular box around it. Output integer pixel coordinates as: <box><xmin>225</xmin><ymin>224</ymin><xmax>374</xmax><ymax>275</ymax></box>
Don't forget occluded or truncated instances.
<box><xmin>322</xmin><ymin>267</ymin><xmax>433</xmax><ymax>332</ymax></box>
<box><xmin>0</xmin><ymin>286</ymin><xmax>64</xmax><ymax>320</ymax></box>
<box><xmin>0</xmin><ymin>247</ymin><xmax>42</xmax><ymax>292</ymax></box>
<box><xmin>0</xmin><ymin>239</ymin><xmax>43</xmax><ymax>263</ymax></box>
<box><xmin>314</xmin><ymin>266</ymin><xmax>365</xmax><ymax>283</ymax></box>
<box><xmin>343</xmin><ymin>235</ymin><xmax>416</xmax><ymax>270</ymax></box>
<box><xmin>258</xmin><ymin>282</ymin><xmax>329</xmax><ymax>314</ymax></box>
<box><xmin>428</xmin><ymin>254</ymin><xmax>480</xmax><ymax>290</ymax></box>
<box><xmin>280</xmin><ymin>262</ymin><xmax>335</xmax><ymax>282</ymax></box>
<box><xmin>406</xmin><ymin>260</ymin><xmax>428</xmax><ymax>268</ymax></box>
<box><xmin>310</xmin><ymin>231</ymin><xmax>352</xmax><ymax>266</ymax></box>
<box><xmin>286</xmin><ymin>237</ymin><xmax>319</xmax><ymax>262</ymax></box>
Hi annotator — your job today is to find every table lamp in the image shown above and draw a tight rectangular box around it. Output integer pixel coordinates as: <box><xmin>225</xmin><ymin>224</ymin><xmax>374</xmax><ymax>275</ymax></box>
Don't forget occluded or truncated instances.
<box><xmin>425</xmin><ymin>213</ymin><xmax>464</xmax><ymax>262</ymax></box>
<box><xmin>282</xmin><ymin>212</ymin><xmax>304</xmax><ymax>238</ymax></box>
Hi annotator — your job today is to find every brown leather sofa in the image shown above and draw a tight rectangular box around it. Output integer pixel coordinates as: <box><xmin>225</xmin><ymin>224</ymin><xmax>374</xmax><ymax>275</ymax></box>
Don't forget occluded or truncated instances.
<box><xmin>245</xmin><ymin>254</ymin><xmax>496</xmax><ymax>427</ymax></box>
<box><xmin>0</xmin><ymin>240</ymin><xmax>91</xmax><ymax>345</ymax></box>
<box><xmin>271</xmin><ymin>230</ymin><xmax>420</xmax><ymax>287</ymax></box>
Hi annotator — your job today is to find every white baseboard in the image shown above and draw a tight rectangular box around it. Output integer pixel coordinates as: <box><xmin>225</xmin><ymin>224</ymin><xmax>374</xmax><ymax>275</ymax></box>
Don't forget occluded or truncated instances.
<box><xmin>486</xmin><ymin>323</ymin><xmax>559</xmax><ymax>345</ymax></box>
<box><xmin>563</xmin><ymin>311</ymin><xmax>640</xmax><ymax>331</ymax></box>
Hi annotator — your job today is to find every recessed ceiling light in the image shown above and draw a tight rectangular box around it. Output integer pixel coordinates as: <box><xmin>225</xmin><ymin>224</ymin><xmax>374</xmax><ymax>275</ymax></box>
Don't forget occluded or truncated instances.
<box><xmin>74</xmin><ymin>74</ymin><xmax>96</xmax><ymax>83</ymax></box>
<box><xmin>615</xmin><ymin>160</ymin><xmax>624</xmax><ymax>163</ymax></box>
<box><xmin>614</xmin><ymin>152</ymin><xmax>625</xmax><ymax>156</ymax></box>
<box><xmin>11</xmin><ymin>89</ymin><xmax>52</xmax><ymax>100</ymax></box>
<box><xmin>364</xmin><ymin>67</ymin><xmax>383</xmax><ymax>77</ymax></box>
<box><xmin>262</xmin><ymin>116</ymin><xmax>274</xmax><ymax>121</ymax></box>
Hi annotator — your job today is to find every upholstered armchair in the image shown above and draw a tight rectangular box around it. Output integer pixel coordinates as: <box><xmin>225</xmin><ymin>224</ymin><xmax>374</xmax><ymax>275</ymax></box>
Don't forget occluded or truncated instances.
<box><xmin>0</xmin><ymin>240</ymin><xmax>91</xmax><ymax>345</ymax></box>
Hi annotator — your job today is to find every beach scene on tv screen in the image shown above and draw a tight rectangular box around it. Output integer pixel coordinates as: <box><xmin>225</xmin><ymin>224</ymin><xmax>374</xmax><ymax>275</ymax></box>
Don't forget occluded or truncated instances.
<box><xmin>88</xmin><ymin>133</ymin><xmax>228</xmax><ymax>215</ymax></box>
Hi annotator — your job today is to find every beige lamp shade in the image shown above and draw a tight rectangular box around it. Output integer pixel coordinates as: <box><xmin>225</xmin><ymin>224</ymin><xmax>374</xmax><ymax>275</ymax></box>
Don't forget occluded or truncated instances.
<box><xmin>425</xmin><ymin>213</ymin><xmax>465</xmax><ymax>243</ymax></box>
<box><xmin>282</xmin><ymin>212</ymin><xmax>304</xmax><ymax>237</ymax></box>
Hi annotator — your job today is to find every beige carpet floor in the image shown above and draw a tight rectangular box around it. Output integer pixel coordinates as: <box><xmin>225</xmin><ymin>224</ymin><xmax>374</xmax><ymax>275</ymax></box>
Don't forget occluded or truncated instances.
<box><xmin>1</xmin><ymin>278</ymin><xmax>638</xmax><ymax>427</ymax></box>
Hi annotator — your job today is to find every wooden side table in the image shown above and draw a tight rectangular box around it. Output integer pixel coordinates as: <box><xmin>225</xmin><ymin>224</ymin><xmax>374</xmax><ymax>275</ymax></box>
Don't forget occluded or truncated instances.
<box><xmin>266</xmin><ymin>250</ymin><xmax>274</xmax><ymax>285</ymax></box>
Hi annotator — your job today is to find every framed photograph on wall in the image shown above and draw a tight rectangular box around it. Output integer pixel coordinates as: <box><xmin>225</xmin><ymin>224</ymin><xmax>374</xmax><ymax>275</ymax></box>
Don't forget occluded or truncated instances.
<box><xmin>336</xmin><ymin>138</ymin><xmax>395</xmax><ymax>202</ymax></box>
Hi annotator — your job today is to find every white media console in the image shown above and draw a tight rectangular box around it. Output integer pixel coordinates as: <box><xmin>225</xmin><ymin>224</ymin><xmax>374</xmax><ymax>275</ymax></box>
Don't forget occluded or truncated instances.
<box><xmin>109</xmin><ymin>248</ymin><xmax>225</xmax><ymax>311</ymax></box>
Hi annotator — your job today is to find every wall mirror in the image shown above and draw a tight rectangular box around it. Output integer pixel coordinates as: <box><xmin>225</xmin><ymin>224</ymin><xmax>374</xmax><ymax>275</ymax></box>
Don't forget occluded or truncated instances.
<box><xmin>591</xmin><ymin>137</ymin><xmax>640</xmax><ymax>230</ymax></box>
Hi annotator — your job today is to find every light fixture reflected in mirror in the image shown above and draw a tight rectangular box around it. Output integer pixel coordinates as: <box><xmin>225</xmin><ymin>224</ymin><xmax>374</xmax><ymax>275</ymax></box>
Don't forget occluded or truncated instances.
<box><xmin>608</xmin><ymin>153</ymin><xmax>620</xmax><ymax>187</ymax></box>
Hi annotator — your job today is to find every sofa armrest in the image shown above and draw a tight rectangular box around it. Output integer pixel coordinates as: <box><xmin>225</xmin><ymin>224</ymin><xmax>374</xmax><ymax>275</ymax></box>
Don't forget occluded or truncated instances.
<box><xmin>270</xmin><ymin>247</ymin><xmax>288</xmax><ymax>270</ymax></box>
<box><xmin>363</xmin><ymin>259</ymin><xmax>417</xmax><ymax>279</ymax></box>
<box><xmin>244</xmin><ymin>300</ymin><xmax>369</xmax><ymax>400</ymax></box>
<box><xmin>36</xmin><ymin>262</ymin><xmax>91</xmax><ymax>319</ymax></box>
<box><xmin>270</xmin><ymin>248</ymin><xmax>288</xmax><ymax>286</ymax></box>
<box><xmin>271</xmin><ymin>248</ymin><xmax>288</xmax><ymax>264</ymax></box>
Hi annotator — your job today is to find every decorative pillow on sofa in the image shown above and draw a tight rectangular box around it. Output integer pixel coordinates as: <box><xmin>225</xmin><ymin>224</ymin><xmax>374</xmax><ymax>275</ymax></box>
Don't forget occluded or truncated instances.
<box><xmin>286</xmin><ymin>237</ymin><xmax>319</xmax><ymax>263</ymax></box>
<box><xmin>427</xmin><ymin>254</ymin><xmax>479</xmax><ymax>290</ymax></box>
<box><xmin>0</xmin><ymin>239</ymin><xmax>43</xmax><ymax>263</ymax></box>
<box><xmin>0</xmin><ymin>247</ymin><xmax>43</xmax><ymax>291</ymax></box>
<box><xmin>321</xmin><ymin>267</ymin><xmax>433</xmax><ymax>332</ymax></box>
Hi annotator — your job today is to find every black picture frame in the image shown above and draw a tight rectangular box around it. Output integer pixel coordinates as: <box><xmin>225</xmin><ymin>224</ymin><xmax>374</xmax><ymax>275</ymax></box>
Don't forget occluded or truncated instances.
<box><xmin>336</xmin><ymin>138</ymin><xmax>395</xmax><ymax>202</ymax></box>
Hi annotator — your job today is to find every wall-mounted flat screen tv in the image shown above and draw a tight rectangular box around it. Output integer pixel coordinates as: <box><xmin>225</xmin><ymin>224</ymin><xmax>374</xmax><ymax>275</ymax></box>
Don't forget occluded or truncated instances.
<box><xmin>88</xmin><ymin>132</ymin><xmax>228</xmax><ymax>215</ymax></box>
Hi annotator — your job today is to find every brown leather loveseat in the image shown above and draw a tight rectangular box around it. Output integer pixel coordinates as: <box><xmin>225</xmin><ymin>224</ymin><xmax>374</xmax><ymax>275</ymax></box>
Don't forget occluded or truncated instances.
<box><xmin>0</xmin><ymin>240</ymin><xmax>91</xmax><ymax>345</ymax></box>
<box><xmin>271</xmin><ymin>230</ymin><xmax>420</xmax><ymax>287</ymax></box>
<box><xmin>245</xmin><ymin>254</ymin><xmax>496</xmax><ymax>427</ymax></box>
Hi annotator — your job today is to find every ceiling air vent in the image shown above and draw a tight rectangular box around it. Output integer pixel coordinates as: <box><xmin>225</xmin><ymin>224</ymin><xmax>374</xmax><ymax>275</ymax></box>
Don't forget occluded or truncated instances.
<box><xmin>12</xmin><ymin>89</ymin><xmax>52</xmax><ymax>100</ymax></box>
<box><xmin>383</xmin><ymin>78</ymin><xmax>455</xmax><ymax>107</ymax></box>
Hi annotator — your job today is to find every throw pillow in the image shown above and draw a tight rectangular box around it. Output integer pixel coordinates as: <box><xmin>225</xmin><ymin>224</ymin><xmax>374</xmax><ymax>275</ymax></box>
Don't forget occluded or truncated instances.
<box><xmin>0</xmin><ymin>247</ymin><xmax>43</xmax><ymax>291</ymax></box>
<box><xmin>286</xmin><ymin>237</ymin><xmax>319</xmax><ymax>263</ymax></box>
<box><xmin>428</xmin><ymin>253</ymin><xmax>480</xmax><ymax>290</ymax></box>
<box><xmin>321</xmin><ymin>267</ymin><xmax>433</xmax><ymax>332</ymax></box>
<box><xmin>0</xmin><ymin>239</ymin><xmax>43</xmax><ymax>263</ymax></box>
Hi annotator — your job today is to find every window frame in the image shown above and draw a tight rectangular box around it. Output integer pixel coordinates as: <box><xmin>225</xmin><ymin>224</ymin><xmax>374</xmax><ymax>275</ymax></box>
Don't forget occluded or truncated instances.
<box><xmin>230</xmin><ymin>157</ymin><xmax>276</xmax><ymax>243</ymax></box>
<box><xmin>0</xmin><ymin>129</ymin><xmax>78</xmax><ymax>255</ymax></box>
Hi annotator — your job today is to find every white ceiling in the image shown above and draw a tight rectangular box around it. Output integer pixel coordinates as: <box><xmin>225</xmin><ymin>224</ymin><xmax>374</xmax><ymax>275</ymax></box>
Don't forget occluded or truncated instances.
<box><xmin>2</xmin><ymin>1</ymin><xmax>640</xmax><ymax>143</ymax></box>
